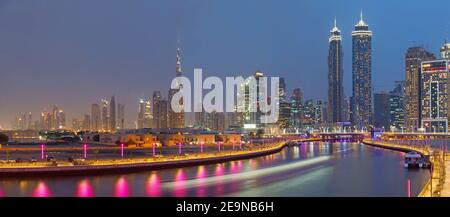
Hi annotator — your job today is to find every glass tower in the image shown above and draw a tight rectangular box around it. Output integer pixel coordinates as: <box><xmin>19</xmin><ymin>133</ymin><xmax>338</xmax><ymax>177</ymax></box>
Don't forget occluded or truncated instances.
<box><xmin>352</xmin><ymin>12</ymin><xmax>372</xmax><ymax>129</ymax></box>
<box><xmin>328</xmin><ymin>18</ymin><xmax>344</xmax><ymax>123</ymax></box>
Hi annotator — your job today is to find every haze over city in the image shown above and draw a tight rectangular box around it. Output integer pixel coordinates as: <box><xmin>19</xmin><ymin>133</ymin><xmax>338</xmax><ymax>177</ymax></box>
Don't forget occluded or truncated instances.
<box><xmin>1</xmin><ymin>0</ymin><xmax>450</xmax><ymax>129</ymax></box>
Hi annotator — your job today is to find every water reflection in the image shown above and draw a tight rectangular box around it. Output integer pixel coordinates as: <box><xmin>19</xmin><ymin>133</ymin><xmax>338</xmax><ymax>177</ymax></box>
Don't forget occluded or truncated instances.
<box><xmin>195</xmin><ymin>166</ymin><xmax>207</xmax><ymax>197</ymax></box>
<box><xmin>33</xmin><ymin>182</ymin><xmax>51</xmax><ymax>197</ymax></box>
<box><xmin>146</xmin><ymin>173</ymin><xmax>161</xmax><ymax>197</ymax></box>
<box><xmin>173</xmin><ymin>169</ymin><xmax>186</xmax><ymax>197</ymax></box>
<box><xmin>76</xmin><ymin>179</ymin><xmax>94</xmax><ymax>197</ymax></box>
<box><xmin>114</xmin><ymin>176</ymin><xmax>130</xmax><ymax>197</ymax></box>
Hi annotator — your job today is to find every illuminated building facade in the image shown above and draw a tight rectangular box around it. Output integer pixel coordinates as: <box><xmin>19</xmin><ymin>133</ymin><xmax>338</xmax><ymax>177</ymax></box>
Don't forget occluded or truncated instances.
<box><xmin>138</xmin><ymin>98</ymin><xmax>152</xmax><ymax>129</ymax></box>
<box><xmin>440</xmin><ymin>42</ymin><xmax>450</xmax><ymax>60</ymax></box>
<box><xmin>421</xmin><ymin>60</ymin><xmax>450</xmax><ymax>132</ymax></box>
<box><xmin>152</xmin><ymin>91</ymin><xmax>162</xmax><ymax>128</ymax></box>
<box><xmin>352</xmin><ymin>12</ymin><xmax>372</xmax><ymax>128</ymax></box>
<box><xmin>405</xmin><ymin>47</ymin><xmax>435</xmax><ymax>131</ymax></box>
<box><xmin>109</xmin><ymin>96</ymin><xmax>116</xmax><ymax>132</ymax></box>
<box><xmin>101</xmin><ymin>99</ymin><xmax>109</xmax><ymax>131</ymax></box>
<box><xmin>278</xmin><ymin>77</ymin><xmax>291</xmax><ymax>129</ymax></box>
<box><xmin>389</xmin><ymin>81</ymin><xmax>405</xmax><ymax>131</ymax></box>
<box><xmin>290</xmin><ymin>88</ymin><xmax>303</xmax><ymax>129</ymax></box>
<box><xmin>328</xmin><ymin>18</ymin><xmax>344</xmax><ymax>123</ymax></box>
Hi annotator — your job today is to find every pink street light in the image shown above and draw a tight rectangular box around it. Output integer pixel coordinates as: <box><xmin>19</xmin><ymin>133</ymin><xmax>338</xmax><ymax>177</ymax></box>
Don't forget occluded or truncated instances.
<box><xmin>83</xmin><ymin>144</ymin><xmax>88</xmax><ymax>159</ymax></box>
<box><xmin>178</xmin><ymin>143</ymin><xmax>182</xmax><ymax>155</ymax></box>
<box><xmin>152</xmin><ymin>143</ymin><xmax>156</xmax><ymax>156</ymax></box>
<box><xmin>200</xmin><ymin>142</ymin><xmax>204</xmax><ymax>153</ymax></box>
<box><xmin>217</xmin><ymin>141</ymin><xmax>222</xmax><ymax>151</ymax></box>
<box><xmin>41</xmin><ymin>144</ymin><xmax>45</xmax><ymax>160</ymax></box>
<box><xmin>121</xmin><ymin>143</ymin><xmax>124</xmax><ymax>158</ymax></box>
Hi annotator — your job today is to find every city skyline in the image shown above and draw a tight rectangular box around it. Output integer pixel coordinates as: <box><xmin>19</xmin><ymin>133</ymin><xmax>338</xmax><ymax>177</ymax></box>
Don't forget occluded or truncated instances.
<box><xmin>2</xmin><ymin>1</ymin><xmax>450</xmax><ymax>129</ymax></box>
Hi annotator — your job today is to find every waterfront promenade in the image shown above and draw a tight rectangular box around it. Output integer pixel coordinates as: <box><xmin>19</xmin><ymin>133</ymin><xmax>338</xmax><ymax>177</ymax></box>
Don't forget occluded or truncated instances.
<box><xmin>0</xmin><ymin>139</ymin><xmax>319</xmax><ymax>176</ymax></box>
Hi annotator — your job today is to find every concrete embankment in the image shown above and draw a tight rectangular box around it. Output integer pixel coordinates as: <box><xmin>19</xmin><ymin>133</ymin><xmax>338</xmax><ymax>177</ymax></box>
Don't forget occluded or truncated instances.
<box><xmin>362</xmin><ymin>139</ymin><xmax>428</xmax><ymax>155</ymax></box>
<box><xmin>0</xmin><ymin>139</ymin><xmax>320</xmax><ymax>177</ymax></box>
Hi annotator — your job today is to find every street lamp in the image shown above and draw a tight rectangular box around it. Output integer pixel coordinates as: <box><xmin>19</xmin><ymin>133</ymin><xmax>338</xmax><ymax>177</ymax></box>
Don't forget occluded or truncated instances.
<box><xmin>217</xmin><ymin>141</ymin><xmax>222</xmax><ymax>151</ymax></box>
<box><xmin>178</xmin><ymin>143</ymin><xmax>182</xmax><ymax>155</ymax></box>
<box><xmin>41</xmin><ymin>144</ymin><xmax>45</xmax><ymax>160</ymax></box>
<box><xmin>83</xmin><ymin>144</ymin><xmax>88</xmax><ymax>159</ymax></box>
<box><xmin>120</xmin><ymin>143</ymin><xmax>124</xmax><ymax>158</ymax></box>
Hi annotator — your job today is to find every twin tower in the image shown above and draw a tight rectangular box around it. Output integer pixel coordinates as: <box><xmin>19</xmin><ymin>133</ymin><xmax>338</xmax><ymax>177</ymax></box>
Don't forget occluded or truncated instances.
<box><xmin>328</xmin><ymin>12</ymin><xmax>372</xmax><ymax>129</ymax></box>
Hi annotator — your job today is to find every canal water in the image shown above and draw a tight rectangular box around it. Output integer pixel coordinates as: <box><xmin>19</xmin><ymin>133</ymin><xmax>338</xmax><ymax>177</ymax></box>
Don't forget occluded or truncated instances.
<box><xmin>0</xmin><ymin>142</ymin><xmax>430</xmax><ymax>197</ymax></box>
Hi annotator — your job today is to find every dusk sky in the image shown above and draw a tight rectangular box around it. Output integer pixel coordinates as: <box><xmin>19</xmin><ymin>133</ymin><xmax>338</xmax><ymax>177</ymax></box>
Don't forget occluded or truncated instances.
<box><xmin>1</xmin><ymin>0</ymin><xmax>450</xmax><ymax>129</ymax></box>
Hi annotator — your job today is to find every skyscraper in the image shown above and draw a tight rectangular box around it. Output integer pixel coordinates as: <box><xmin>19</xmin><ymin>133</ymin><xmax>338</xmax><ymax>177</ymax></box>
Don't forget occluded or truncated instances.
<box><xmin>328</xmin><ymin>18</ymin><xmax>344</xmax><ymax>123</ymax></box>
<box><xmin>204</xmin><ymin>110</ymin><xmax>225</xmax><ymax>131</ymax></box>
<box><xmin>240</xmin><ymin>71</ymin><xmax>265</xmax><ymax>127</ymax></box>
<box><xmin>152</xmin><ymin>91</ymin><xmax>163</xmax><ymax>128</ymax></box>
<box><xmin>290</xmin><ymin>88</ymin><xmax>303</xmax><ymax>129</ymax></box>
<box><xmin>278</xmin><ymin>78</ymin><xmax>291</xmax><ymax>129</ymax></box>
<box><xmin>91</xmin><ymin>103</ymin><xmax>101</xmax><ymax>131</ymax></box>
<box><xmin>374</xmin><ymin>92</ymin><xmax>391</xmax><ymax>130</ymax></box>
<box><xmin>421</xmin><ymin>60</ymin><xmax>450</xmax><ymax>132</ymax></box>
<box><xmin>404</xmin><ymin>47</ymin><xmax>435</xmax><ymax>131</ymax></box>
<box><xmin>117</xmin><ymin>103</ymin><xmax>125</xmax><ymax>130</ymax></box>
<box><xmin>156</xmin><ymin>98</ymin><xmax>168</xmax><ymax>129</ymax></box>
<box><xmin>352</xmin><ymin>12</ymin><xmax>372</xmax><ymax>128</ymax></box>
<box><xmin>109</xmin><ymin>96</ymin><xmax>116</xmax><ymax>132</ymax></box>
<box><xmin>389</xmin><ymin>81</ymin><xmax>405</xmax><ymax>131</ymax></box>
<box><xmin>168</xmin><ymin>47</ymin><xmax>185</xmax><ymax>128</ymax></box>
<box><xmin>137</xmin><ymin>98</ymin><xmax>152</xmax><ymax>128</ymax></box>
<box><xmin>314</xmin><ymin>100</ymin><xmax>325</xmax><ymax>125</ymax></box>
<box><xmin>440</xmin><ymin>42</ymin><xmax>450</xmax><ymax>60</ymax></box>
<box><xmin>101</xmin><ymin>99</ymin><xmax>109</xmax><ymax>131</ymax></box>
<box><xmin>82</xmin><ymin>114</ymin><xmax>91</xmax><ymax>131</ymax></box>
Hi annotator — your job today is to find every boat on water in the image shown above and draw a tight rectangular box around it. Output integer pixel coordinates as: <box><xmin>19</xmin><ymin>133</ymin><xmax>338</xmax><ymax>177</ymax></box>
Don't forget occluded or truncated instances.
<box><xmin>404</xmin><ymin>151</ymin><xmax>430</xmax><ymax>168</ymax></box>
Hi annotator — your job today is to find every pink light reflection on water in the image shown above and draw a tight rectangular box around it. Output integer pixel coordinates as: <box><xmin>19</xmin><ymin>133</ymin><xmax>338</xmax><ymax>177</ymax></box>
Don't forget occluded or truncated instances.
<box><xmin>215</xmin><ymin>163</ymin><xmax>225</xmax><ymax>176</ymax></box>
<box><xmin>230</xmin><ymin>161</ymin><xmax>237</xmax><ymax>173</ymax></box>
<box><xmin>146</xmin><ymin>173</ymin><xmax>161</xmax><ymax>197</ymax></box>
<box><xmin>248</xmin><ymin>159</ymin><xmax>258</xmax><ymax>169</ymax></box>
<box><xmin>196</xmin><ymin>166</ymin><xmax>208</xmax><ymax>197</ymax></box>
<box><xmin>114</xmin><ymin>177</ymin><xmax>130</xmax><ymax>197</ymax></box>
<box><xmin>197</xmin><ymin>166</ymin><xmax>208</xmax><ymax>178</ymax></box>
<box><xmin>213</xmin><ymin>163</ymin><xmax>226</xmax><ymax>196</ymax></box>
<box><xmin>33</xmin><ymin>182</ymin><xmax>51</xmax><ymax>197</ymax></box>
<box><xmin>0</xmin><ymin>188</ymin><xmax>4</xmax><ymax>197</ymax></box>
<box><xmin>76</xmin><ymin>179</ymin><xmax>94</xmax><ymax>197</ymax></box>
<box><xmin>237</xmin><ymin>160</ymin><xmax>244</xmax><ymax>170</ymax></box>
<box><xmin>173</xmin><ymin>169</ymin><xmax>187</xmax><ymax>197</ymax></box>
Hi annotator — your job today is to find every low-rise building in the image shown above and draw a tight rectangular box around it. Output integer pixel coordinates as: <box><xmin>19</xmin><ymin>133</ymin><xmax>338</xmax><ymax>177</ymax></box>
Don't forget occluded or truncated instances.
<box><xmin>218</xmin><ymin>134</ymin><xmax>242</xmax><ymax>145</ymax></box>
<box><xmin>157</xmin><ymin>133</ymin><xmax>186</xmax><ymax>147</ymax></box>
<box><xmin>185</xmin><ymin>133</ymin><xmax>216</xmax><ymax>145</ymax></box>
<box><xmin>120</xmin><ymin>134</ymin><xmax>160</xmax><ymax>147</ymax></box>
